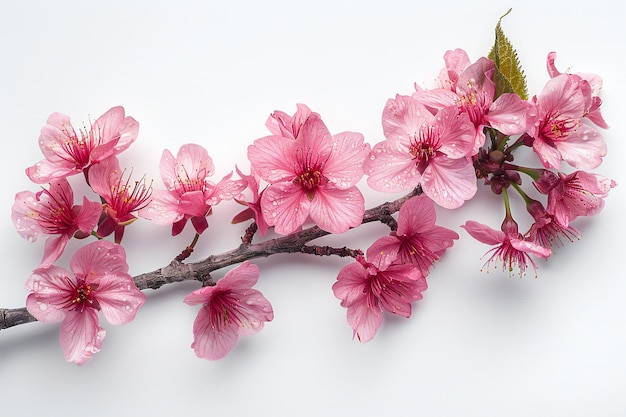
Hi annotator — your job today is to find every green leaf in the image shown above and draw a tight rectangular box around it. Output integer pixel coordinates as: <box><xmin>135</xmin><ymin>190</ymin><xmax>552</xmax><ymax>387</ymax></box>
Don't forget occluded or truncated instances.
<box><xmin>487</xmin><ymin>9</ymin><xmax>528</xmax><ymax>100</ymax></box>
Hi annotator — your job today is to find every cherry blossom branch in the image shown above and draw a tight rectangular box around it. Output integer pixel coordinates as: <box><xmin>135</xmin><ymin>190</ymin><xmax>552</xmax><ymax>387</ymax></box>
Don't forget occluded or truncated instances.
<box><xmin>0</xmin><ymin>186</ymin><xmax>421</xmax><ymax>331</ymax></box>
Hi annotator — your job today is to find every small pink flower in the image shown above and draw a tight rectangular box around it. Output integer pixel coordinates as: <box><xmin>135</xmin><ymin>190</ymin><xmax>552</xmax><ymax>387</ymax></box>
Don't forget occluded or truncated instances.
<box><xmin>183</xmin><ymin>262</ymin><xmax>273</xmax><ymax>360</ymax></box>
<box><xmin>231</xmin><ymin>166</ymin><xmax>270</xmax><ymax>237</ymax></box>
<box><xmin>367</xmin><ymin>195</ymin><xmax>458</xmax><ymax>276</ymax></box>
<box><xmin>528</xmin><ymin>74</ymin><xmax>607</xmax><ymax>170</ymax></box>
<box><xmin>332</xmin><ymin>248</ymin><xmax>426</xmax><ymax>343</ymax></box>
<box><xmin>534</xmin><ymin>170</ymin><xmax>616</xmax><ymax>228</ymax></box>
<box><xmin>89</xmin><ymin>157</ymin><xmax>152</xmax><ymax>243</ymax></box>
<box><xmin>462</xmin><ymin>218</ymin><xmax>551</xmax><ymax>277</ymax></box>
<box><xmin>12</xmin><ymin>179</ymin><xmax>102</xmax><ymax>267</ymax></box>
<box><xmin>525</xmin><ymin>199</ymin><xmax>580</xmax><ymax>249</ymax></box>
<box><xmin>25</xmin><ymin>240</ymin><xmax>146</xmax><ymax>365</ymax></box>
<box><xmin>138</xmin><ymin>144</ymin><xmax>246</xmax><ymax>236</ymax></box>
<box><xmin>248</xmin><ymin>112</ymin><xmax>370</xmax><ymax>235</ymax></box>
<box><xmin>415</xmin><ymin>50</ymin><xmax>529</xmax><ymax>153</ymax></box>
<box><xmin>26</xmin><ymin>106</ymin><xmax>139</xmax><ymax>184</ymax></box>
<box><xmin>364</xmin><ymin>94</ymin><xmax>477</xmax><ymax>208</ymax></box>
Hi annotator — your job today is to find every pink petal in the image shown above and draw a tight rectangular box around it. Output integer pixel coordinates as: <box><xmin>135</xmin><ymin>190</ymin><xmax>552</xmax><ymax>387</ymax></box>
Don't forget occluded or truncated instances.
<box><xmin>309</xmin><ymin>186</ymin><xmax>365</xmax><ymax>233</ymax></box>
<box><xmin>179</xmin><ymin>190</ymin><xmax>209</xmax><ymax>216</ymax></box>
<box><xmin>461</xmin><ymin>221</ymin><xmax>505</xmax><ymax>245</ymax></box>
<box><xmin>12</xmin><ymin>190</ymin><xmax>45</xmax><ymax>241</ymax></box>
<box><xmin>332</xmin><ymin>262</ymin><xmax>368</xmax><ymax>307</ymax></box>
<box><xmin>533</xmin><ymin>137</ymin><xmax>563</xmax><ymax>169</ymax></box>
<box><xmin>219</xmin><ymin>261</ymin><xmax>260</xmax><ymax>291</ymax></box>
<box><xmin>421</xmin><ymin>157</ymin><xmax>477</xmax><ymax>208</ymax></box>
<box><xmin>74</xmin><ymin>196</ymin><xmax>103</xmax><ymax>234</ymax></box>
<box><xmin>60</xmin><ymin>309</ymin><xmax>105</xmax><ymax>365</ymax></box>
<box><xmin>556</xmin><ymin>124</ymin><xmax>606</xmax><ymax>170</ymax></box>
<box><xmin>233</xmin><ymin>290</ymin><xmax>274</xmax><ymax>336</ymax></box>
<box><xmin>40</xmin><ymin>235</ymin><xmax>70</xmax><ymax>268</ymax></box>
<box><xmin>261</xmin><ymin>182</ymin><xmax>310</xmax><ymax>235</ymax></box>
<box><xmin>382</xmin><ymin>94</ymin><xmax>432</xmax><ymax>142</ymax></box>
<box><xmin>25</xmin><ymin>266</ymin><xmax>73</xmax><ymax>322</ymax></box>
<box><xmin>324</xmin><ymin>131</ymin><xmax>370</xmax><ymax>189</ymax></box>
<box><xmin>247</xmin><ymin>135</ymin><xmax>297</xmax><ymax>183</ymax></box>
<box><xmin>138</xmin><ymin>189</ymin><xmax>184</xmax><ymax>225</ymax></box>
<box><xmin>70</xmin><ymin>241</ymin><xmax>129</xmax><ymax>280</ymax></box>
<box><xmin>364</xmin><ymin>141</ymin><xmax>420</xmax><ymax>193</ymax></box>
<box><xmin>175</xmin><ymin>144</ymin><xmax>214</xmax><ymax>183</ymax></box>
<box><xmin>366</xmin><ymin>236</ymin><xmax>400</xmax><ymax>271</ymax></box>
<box><xmin>486</xmin><ymin>93</ymin><xmax>528</xmax><ymax>135</ymax></box>
<box><xmin>510</xmin><ymin>238</ymin><xmax>551</xmax><ymax>258</ymax></box>
<box><xmin>95</xmin><ymin>274</ymin><xmax>146</xmax><ymax>325</ymax></box>
<box><xmin>191</xmin><ymin>306</ymin><xmax>239</xmax><ymax>360</ymax></box>
<box><xmin>432</xmin><ymin>107</ymin><xmax>475</xmax><ymax>159</ymax></box>
<box><xmin>347</xmin><ymin>303</ymin><xmax>383</xmax><ymax>343</ymax></box>
<box><xmin>397</xmin><ymin>196</ymin><xmax>436</xmax><ymax>235</ymax></box>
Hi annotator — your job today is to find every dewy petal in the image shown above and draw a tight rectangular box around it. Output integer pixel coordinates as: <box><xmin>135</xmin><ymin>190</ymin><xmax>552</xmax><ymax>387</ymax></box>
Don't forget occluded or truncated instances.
<box><xmin>486</xmin><ymin>93</ymin><xmax>528</xmax><ymax>135</ymax></box>
<box><xmin>364</xmin><ymin>141</ymin><xmax>420</xmax><ymax>193</ymax></box>
<box><xmin>309</xmin><ymin>186</ymin><xmax>364</xmax><ymax>234</ymax></box>
<box><xmin>92</xmin><ymin>106</ymin><xmax>139</xmax><ymax>155</ymax></box>
<box><xmin>70</xmin><ymin>240</ymin><xmax>129</xmax><ymax>281</ymax></box>
<box><xmin>25</xmin><ymin>266</ymin><xmax>74</xmax><ymax>323</ymax></box>
<box><xmin>556</xmin><ymin>124</ymin><xmax>606</xmax><ymax>170</ymax></box>
<box><xmin>40</xmin><ymin>234</ymin><xmax>71</xmax><ymax>268</ymax></box>
<box><xmin>382</xmin><ymin>95</ymin><xmax>432</xmax><ymax>142</ymax></box>
<box><xmin>247</xmin><ymin>135</ymin><xmax>297</xmax><ymax>183</ymax></box>
<box><xmin>12</xmin><ymin>190</ymin><xmax>45</xmax><ymax>242</ymax></box>
<box><xmin>396</xmin><ymin>195</ymin><xmax>436</xmax><ymax>235</ymax></box>
<box><xmin>233</xmin><ymin>289</ymin><xmax>274</xmax><ymax>336</ymax></box>
<box><xmin>510</xmin><ymin>238</ymin><xmax>551</xmax><ymax>259</ymax></box>
<box><xmin>191</xmin><ymin>306</ymin><xmax>239</xmax><ymax>360</ymax></box>
<box><xmin>261</xmin><ymin>182</ymin><xmax>310</xmax><ymax>235</ymax></box>
<box><xmin>138</xmin><ymin>189</ymin><xmax>184</xmax><ymax>225</ymax></box>
<box><xmin>533</xmin><ymin>137</ymin><xmax>563</xmax><ymax>169</ymax></box>
<box><xmin>432</xmin><ymin>107</ymin><xmax>475</xmax><ymax>159</ymax></box>
<box><xmin>175</xmin><ymin>144</ymin><xmax>215</xmax><ymax>185</ymax></box>
<box><xmin>421</xmin><ymin>157</ymin><xmax>477</xmax><ymax>209</ymax></box>
<box><xmin>324</xmin><ymin>131</ymin><xmax>370</xmax><ymax>189</ymax></box>
<box><xmin>95</xmin><ymin>273</ymin><xmax>145</xmax><ymax>325</ymax></box>
<box><xmin>59</xmin><ymin>309</ymin><xmax>105</xmax><ymax>365</ymax></box>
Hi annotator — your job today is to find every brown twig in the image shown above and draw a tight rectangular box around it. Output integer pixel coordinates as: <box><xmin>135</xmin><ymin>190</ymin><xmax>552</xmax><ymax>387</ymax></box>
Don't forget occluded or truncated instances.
<box><xmin>1</xmin><ymin>187</ymin><xmax>421</xmax><ymax>331</ymax></box>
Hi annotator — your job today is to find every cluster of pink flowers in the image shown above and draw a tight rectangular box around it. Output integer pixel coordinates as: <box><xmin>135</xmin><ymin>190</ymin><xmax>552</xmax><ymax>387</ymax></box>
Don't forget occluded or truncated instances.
<box><xmin>11</xmin><ymin>32</ymin><xmax>616</xmax><ymax>363</ymax></box>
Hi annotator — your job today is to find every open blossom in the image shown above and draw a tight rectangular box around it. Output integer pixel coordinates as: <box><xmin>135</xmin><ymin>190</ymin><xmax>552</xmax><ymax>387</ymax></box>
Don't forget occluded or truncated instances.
<box><xmin>364</xmin><ymin>94</ymin><xmax>476</xmax><ymax>208</ymax></box>
<box><xmin>183</xmin><ymin>262</ymin><xmax>273</xmax><ymax>360</ymax></box>
<box><xmin>247</xmin><ymin>112</ymin><xmax>371</xmax><ymax>235</ymax></box>
<box><xmin>332</xmin><ymin>246</ymin><xmax>426</xmax><ymax>343</ymax></box>
<box><xmin>138</xmin><ymin>143</ymin><xmax>246</xmax><ymax>236</ymax></box>
<box><xmin>415</xmin><ymin>50</ymin><xmax>528</xmax><ymax>153</ymax></box>
<box><xmin>89</xmin><ymin>157</ymin><xmax>152</xmax><ymax>243</ymax></box>
<box><xmin>25</xmin><ymin>240</ymin><xmax>146</xmax><ymax>365</ymax></box>
<box><xmin>26</xmin><ymin>106</ymin><xmax>139</xmax><ymax>184</ymax></box>
<box><xmin>533</xmin><ymin>169</ymin><xmax>616</xmax><ymax>228</ymax></box>
<box><xmin>462</xmin><ymin>217</ymin><xmax>551</xmax><ymax>277</ymax></box>
<box><xmin>366</xmin><ymin>195</ymin><xmax>458</xmax><ymax>276</ymax></box>
<box><xmin>527</xmin><ymin>73</ymin><xmax>607</xmax><ymax>170</ymax></box>
<box><xmin>12</xmin><ymin>179</ymin><xmax>102</xmax><ymax>268</ymax></box>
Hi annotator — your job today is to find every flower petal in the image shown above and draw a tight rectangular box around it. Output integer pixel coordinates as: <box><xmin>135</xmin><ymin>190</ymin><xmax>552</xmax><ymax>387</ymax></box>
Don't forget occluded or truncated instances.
<box><xmin>59</xmin><ymin>309</ymin><xmax>105</xmax><ymax>365</ymax></box>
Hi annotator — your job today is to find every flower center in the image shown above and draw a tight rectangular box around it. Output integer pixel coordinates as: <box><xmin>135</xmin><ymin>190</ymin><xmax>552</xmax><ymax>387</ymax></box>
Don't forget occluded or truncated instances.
<box><xmin>61</xmin><ymin>278</ymin><xmax>101</xmax><ymax>312</ymax></box>
<box><xmin>58</xmin><ymin>122</ymin><xmax>100</xmax><ymax>169</ymax></box>
<box><xmin>541</xmin><ymin>112</ymin><xmax>579</xmax><ymax>141</ymax></box>
<box><xmin>409</xmin><ymin>125</ymin><xmax>440</xmax><ymax>173</ymax></box>
<box><xmin>293</xmin><ymin>148</ymin><xmax>328</xmax><ymax>200</ymax></box>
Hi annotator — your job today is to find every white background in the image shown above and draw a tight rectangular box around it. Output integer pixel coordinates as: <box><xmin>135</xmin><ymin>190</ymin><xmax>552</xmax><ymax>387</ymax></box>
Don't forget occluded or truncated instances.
<box><xmin>1</xmin><ymin>1</ymin><xmax>624</xmax><ymax>416</ymax></box>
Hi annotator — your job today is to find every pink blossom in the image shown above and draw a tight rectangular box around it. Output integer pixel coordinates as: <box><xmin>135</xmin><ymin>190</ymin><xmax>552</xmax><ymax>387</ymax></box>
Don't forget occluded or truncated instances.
<box><xmin>12</xmin><ymin>179</ymin><xmax>102</xmax><ymax>267</ymax></box>
<box><xmin>546</xmin><ymin>51</ymin><xmax>608</xmax><ymax>129</ymax></box>
<box><xmin>367</xmin><ymin>195</ymin><xmax>458</xmax><ymax>276</ymax></box>
<box><xmin>248</xmin><ymin>113</ymin><xmax>370</xmax><ymax>235</ymax></box>
<box><xmin>528</xmin><ymin>74</ymin><xmax>607</xmax><ymax>170</ymax></box>
<box><xmin>332</xmin><ymin>247</ymin><xmax>426</xmax><ymax>343</ymax></box>
<box><xmin>183</xmin><ymin>262</ymin><xmax>273</xmax><ymax>360</ymax></box>
<box><xmin>462</xmin><ymin>218</ymin><xmax>551</xmax><ymax>277</ymax></box>
<box><xmin>231</xmin><ymin>166</ymin><xmax>270</xmax><ymax>237</ymax></box>
<box><xmin>533</xmin><ymin>170</ymin><xmax>616</xmax><ymax>228</ymax></box>
<box><xmin>26</xmin><ymin>106</ymin><xmax>139</xmax><ymax>184</ymax></box>
<box><xmin>364</xmin><ymin>94</ymin><xmax>476</xmax><ymax>208</ymax></box>
<box><xmin>415</xmin><ymin>51</ymin><xmax>529</xmax><ymax>153</ymax></box>
<box><xmin>138</xmin><ymin>144</ymin><xmax>246</xmax><ymax>236</ymax></box>
<box><xmin>89</xmin><ymin>157</ymin><xmax>152</xmax><ymax>243</ymax></box>
<box><xmin>25</xmin><ymin>240</ymin><xmax>146</xmax><ymax>365</ymax></box>
<box><xmin>525</xmin><ymin>199</ymin><xmax>580</xmax><ymax>249</ymax></box>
